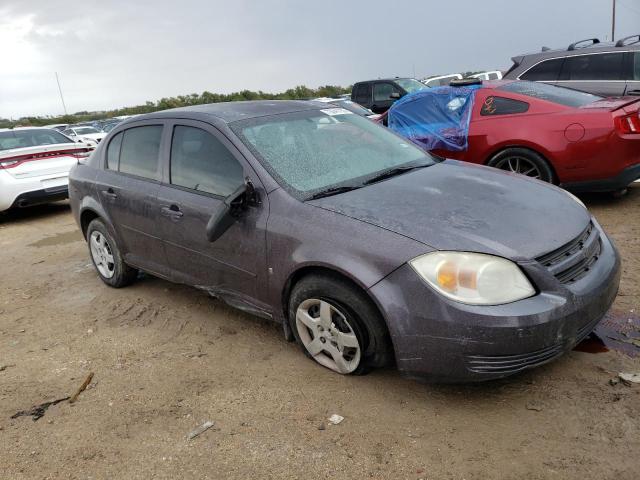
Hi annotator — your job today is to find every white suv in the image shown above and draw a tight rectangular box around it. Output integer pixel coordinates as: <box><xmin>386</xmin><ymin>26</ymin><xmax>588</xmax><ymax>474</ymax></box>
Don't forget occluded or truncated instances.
<box><xmin>0</xmin><ymin>128</ymin><xmax>93</xmax><ymax>212</ymax></box>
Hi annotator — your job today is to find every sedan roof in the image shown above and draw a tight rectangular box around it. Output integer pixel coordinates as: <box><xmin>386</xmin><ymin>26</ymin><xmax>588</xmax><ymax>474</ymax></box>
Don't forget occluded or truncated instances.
<box><xmin>134</xmin><ymin>100</ymin><xmax>326</xmax><ymax>124</ymax></box>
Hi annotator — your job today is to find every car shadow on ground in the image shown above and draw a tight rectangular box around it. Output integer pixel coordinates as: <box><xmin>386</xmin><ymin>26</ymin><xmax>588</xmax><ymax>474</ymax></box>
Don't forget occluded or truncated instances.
<box><xmin>578</xmin><ymin>182</ymin><xmax>639</xmax><ymax>208</ymax></box>
<box><xmin>0</xmin><ymin>201</ymin><xmax>71</xmax><ymax>225</ymax></box>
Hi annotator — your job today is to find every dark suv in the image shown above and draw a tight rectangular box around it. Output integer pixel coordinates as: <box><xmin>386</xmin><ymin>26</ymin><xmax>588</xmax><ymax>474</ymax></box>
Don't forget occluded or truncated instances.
<box><xmin>351</xmin><ymin>78</ymin><xmax>427</xmax><ymax>113</ymax></box>
<box><xmin>503</xmin><ymin>35</ymin><xmax>640</xmax><ymax>97</ymax></box>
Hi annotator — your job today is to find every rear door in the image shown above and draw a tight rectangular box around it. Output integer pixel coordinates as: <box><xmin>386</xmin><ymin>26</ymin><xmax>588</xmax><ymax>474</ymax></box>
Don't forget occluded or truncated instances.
<box><xmin>156</xmin><ymin>120</ymin><xmax>270</xmax><ymax>312</ymax></box>
<box><xmin>94</xmin><ymin>122</ymin><xmax>169</xmax><ymax>275</ymax></box>
<box><xmin>556</xmin><ymin>52</ymin><xmax>626</xmax><ymax>96</ymax></box>
<box><xmin>624</xmin><ymin>51</ymin><xmax>640</xmax><ymax>96</ymax></box>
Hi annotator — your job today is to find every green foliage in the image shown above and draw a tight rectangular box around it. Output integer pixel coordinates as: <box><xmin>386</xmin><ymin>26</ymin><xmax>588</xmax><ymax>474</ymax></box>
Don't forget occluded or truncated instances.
<box><xmin>0</xmin><ymin>84</ymin><xmax>351</xmax><ymax>129</ymax></box>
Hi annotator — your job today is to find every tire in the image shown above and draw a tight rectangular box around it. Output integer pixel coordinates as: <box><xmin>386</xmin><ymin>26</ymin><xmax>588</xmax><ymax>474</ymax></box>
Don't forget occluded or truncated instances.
<box><xmin>288</xmin><ymin>274</ymin><xmax>393</xmax><ymax>375</ymax></box>
<box><xmin>487</xmin><ymin>148</ymin><xmax>555</xmax><ymax>184</ymax></box>
<box><xmin>86</xmin><ymin>218</ymin><xmax>137</xmax><ymax>288</ymax></box>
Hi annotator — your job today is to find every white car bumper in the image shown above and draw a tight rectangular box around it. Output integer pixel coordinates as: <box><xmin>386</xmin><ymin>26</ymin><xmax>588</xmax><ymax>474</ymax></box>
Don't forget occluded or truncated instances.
<box><xmin>0</xmin><ymin>169</ymin><xmax>71</xmax><ymax>212</ymax></box>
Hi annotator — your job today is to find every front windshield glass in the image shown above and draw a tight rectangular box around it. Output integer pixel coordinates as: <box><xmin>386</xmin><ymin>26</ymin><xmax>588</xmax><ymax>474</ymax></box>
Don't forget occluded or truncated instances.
<box><xmin>395</xmin><ymin>78</ymin><xmax>427</xmax><ymax>93</ymax></box>
<box><xmin>0</xmin><ymin>129</ymin><xmax>73</xmax><ymax>151</ymax></box>
<box><xmin>233</xmin><ymin>109</ymin><xmax>434</xmax><ymax>198</ymax></box>
<box><xmin>74</xmin><ymin>127</ymin><xmax>100</xmax><ymax>134</ymax></box>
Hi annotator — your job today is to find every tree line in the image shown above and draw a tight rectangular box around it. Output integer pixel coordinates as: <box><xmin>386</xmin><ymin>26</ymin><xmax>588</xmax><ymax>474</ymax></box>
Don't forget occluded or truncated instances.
<box><xmin>0</xmin><ymin>84</ymin><xmax>351</xmax><ymax>129</ymax></box>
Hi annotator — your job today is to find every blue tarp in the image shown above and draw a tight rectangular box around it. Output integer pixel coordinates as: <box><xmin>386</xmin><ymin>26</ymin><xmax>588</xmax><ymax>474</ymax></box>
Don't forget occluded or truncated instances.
<box><xmin>387</xmin><ymin>85</ymin><xmax>480</xmax><ymax>152</ymax></box>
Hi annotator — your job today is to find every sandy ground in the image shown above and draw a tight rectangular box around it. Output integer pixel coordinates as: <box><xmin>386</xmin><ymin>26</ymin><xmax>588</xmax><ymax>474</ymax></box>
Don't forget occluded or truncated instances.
<box><xmin>0</xmin><ymin>185</ymin><xmax>639</xmax><ymax>480</ymax></box>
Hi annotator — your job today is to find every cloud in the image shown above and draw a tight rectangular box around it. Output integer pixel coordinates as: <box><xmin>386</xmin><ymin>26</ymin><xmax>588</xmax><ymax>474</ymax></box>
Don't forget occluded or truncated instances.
<box><xmin>0</xmin><ymin>0</ymin><xmax>637</xmax><ymax>118</ymax></box>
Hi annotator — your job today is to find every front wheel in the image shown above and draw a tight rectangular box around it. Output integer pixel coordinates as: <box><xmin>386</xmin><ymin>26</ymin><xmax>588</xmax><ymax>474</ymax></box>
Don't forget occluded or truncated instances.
<box><xmin>487</xmin><ymin>148</ymin><xmax>555</xmax><ymax>183</ymax></box>
<box><xmin>86</xmin><ymin>218</ymin><xmax>138</xmax><ymax>288</ymax></box>
<box><xmin>288</xmin><ymin>274</ymin><xmax>392</xmax><ymax>375</ymax></box>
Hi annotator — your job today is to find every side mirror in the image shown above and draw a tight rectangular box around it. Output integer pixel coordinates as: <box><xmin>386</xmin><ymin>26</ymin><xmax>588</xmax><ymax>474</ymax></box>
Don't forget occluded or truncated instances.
<box><xmin>390</xmin><ymin>92</ymin><xmax>401</xmax><ymax>99</ymax></box>
<box><xmin>205</xmin><ymin>181</ymin><xmax>257</xmax><ymax>242</ymax></box>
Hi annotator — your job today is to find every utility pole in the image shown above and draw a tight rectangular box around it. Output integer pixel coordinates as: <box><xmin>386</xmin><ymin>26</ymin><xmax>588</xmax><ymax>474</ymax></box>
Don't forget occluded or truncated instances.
<box><xmin>55</xmin><ymin>72</ymin><xmax>68</xmax><ymax>115</ymax></box>
<box><xmin>611</xmin><ymin>0</ymin><xmax>616</xmax><ymax>42</ymax></box>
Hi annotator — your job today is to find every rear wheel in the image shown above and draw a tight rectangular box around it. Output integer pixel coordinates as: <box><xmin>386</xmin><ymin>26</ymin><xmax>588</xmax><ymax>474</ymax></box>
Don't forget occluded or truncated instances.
<box><xmin>288</xmin><ymin>274</ymin><xmax>392</xmax><ymax>375</ymax></box>
<box><xmin>86</xmin><ymin>219</ymin><xmax>137</xmax><ymax>288</ymax></box>
<box><xmin>487</xmin><ymin>148</ymin><xmax>555</xmax><ymax>183</ymax></box>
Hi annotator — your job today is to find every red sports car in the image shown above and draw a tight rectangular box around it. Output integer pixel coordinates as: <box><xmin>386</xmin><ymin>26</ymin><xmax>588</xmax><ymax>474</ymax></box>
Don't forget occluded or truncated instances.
<box><xmin>386</xmin><ymin>80</ymin><xmax>640</xmax><ymax>193</ymax></box>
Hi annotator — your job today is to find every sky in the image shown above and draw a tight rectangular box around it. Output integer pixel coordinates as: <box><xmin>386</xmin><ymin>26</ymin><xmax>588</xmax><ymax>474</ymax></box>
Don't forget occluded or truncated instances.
<box><xmin>1</xmin><ymin>0</ymin><xmax>639</xmax><ymax>118</ymax></box>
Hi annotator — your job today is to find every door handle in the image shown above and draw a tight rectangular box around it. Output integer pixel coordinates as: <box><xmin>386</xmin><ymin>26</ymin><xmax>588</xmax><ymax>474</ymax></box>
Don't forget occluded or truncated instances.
<box><xmin>101</xmin><ymin>188</ymin><xmax>117</xmax><ymax>199</ymax></box>
<box><xmin>627</xmin><ymin>89</ymin><xmax>640</xmax><ymax>96</ymax></box>
<box><xmin>160</xmin><ymin>205</ymin><xmax>183</xmax><ymax>219</ymax></box>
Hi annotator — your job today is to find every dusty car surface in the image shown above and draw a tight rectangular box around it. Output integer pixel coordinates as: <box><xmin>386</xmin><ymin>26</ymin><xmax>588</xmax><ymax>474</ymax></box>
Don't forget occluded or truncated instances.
<box><xmin>68</xmin><ymin>100</ymin><xmax>621</xmax><ymax>382</ymax></box>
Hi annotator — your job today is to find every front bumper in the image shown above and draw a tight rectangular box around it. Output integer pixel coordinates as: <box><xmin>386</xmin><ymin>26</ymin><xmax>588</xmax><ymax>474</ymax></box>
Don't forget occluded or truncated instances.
<box><xmin>369</xmin><ymin>221</ymin><xmax>621</xmax><ymax>382</ymax></box>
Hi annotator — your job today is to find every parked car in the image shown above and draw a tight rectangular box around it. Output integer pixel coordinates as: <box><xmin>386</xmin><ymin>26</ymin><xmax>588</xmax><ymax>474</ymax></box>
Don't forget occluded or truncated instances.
<box><xmin>385</xmin><ymin>80</ymin><xmax>640</xmax><ymax>193</ymax></box>
<box><xmin>351</xmin><ymin>78</ymin><xmax>427</xmax><ymax>114</ymax></box>
<box><xmin>423</xmin><ymin>73</ymin><xmax>463</xmax><ymax>87</ymax></box>
<box><xmin>503</xmin><ymin>35</ymin><xmax>640</xmax><ymax>97</ymax></box>
<box><xmin>62</xmin><ymin>126</ymin><xmax>106</xmax><ymax>144</ymax></box>
<box><xmin>313</xmin><ymin>97</ymin><xmax>380</xmax><ymax>119</ymax></box>
<box><xmin>69</xmin><ymin>100</ymin><xmax>620</xmax><ymax>382</ymax></box>
<box><xmin>470</xmin><ymin>70</ymin><xmax>503</xmax><ymax>81</ymax></box>
<box><xmin>0</xmin><ymin>128</ymin><xmax>92</xmax><ymax>212</ymax></box>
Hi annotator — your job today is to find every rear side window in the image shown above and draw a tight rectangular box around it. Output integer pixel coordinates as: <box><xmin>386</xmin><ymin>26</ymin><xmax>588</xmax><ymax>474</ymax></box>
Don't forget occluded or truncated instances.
<box><xmin>353</xmin><ymin>83</ymin><xmax>370</xmax><ymax>104</ymax></box>
<box><xmin>106</xmin><ymin>132</ymin><xmax>123</xmax><ymax>170</ymax></box>
<box><xmin>480</xmin><ymin>96</ymin><xmax>530</xmax><ymax>116</ymax></box>
<box><xmin>560</xmin><ymin>53</ymin><xmax>625</xmax><ymax>80</ymax></box>
<box><xmin>170</xmin><ymin>126</ymin><xmax>243</xmax><ymax>197</ymax></box>
<box><xmin>497</xmin><ymin>81</ymin><xmax>601</xmax><ymax>107</ymax></box>
<box><xmin>520</xmin><ymin>58</ymin><xmax>564</xmax><ymax>81</ymax></box>
<box><xmin>634</xmin><ymin>52</ymin><xmax>640</xmax><ymax>80</ymax></box>
<box><xmin>119</xmin><ymin>125</ymin><xmax>162</xmax><ymax>180</ymax></box>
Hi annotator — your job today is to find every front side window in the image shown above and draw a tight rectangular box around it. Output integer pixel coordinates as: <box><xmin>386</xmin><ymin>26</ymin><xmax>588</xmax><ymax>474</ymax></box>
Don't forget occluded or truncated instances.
<box><xmin>480</xmin><ymin>96</ymin><xmax>530</xmax><ymax>116</ymax></box>
<box><xmin>498</xmin><ymin>81</ymin><xmax>601</xmax><ymax>107</ymax></box>
<box><xmin>233</xmin><ymin>110</ymin><xmax>434</xmax><ymax>197</ymax></box>
<box><xmin>118</xmin><ymin>125</ymin><xmax>162</xmax><ymax>180</ymax></box>
<box><xmin>373</xmin><ymin>83</ymin><xmax>395</xmax><ymax>101</ymax></box>
<box><xmin>170</xmin><ymin>126</ymin><xmax>244</xmax><ymax>197</ymax></box>
<box><xmin>520</xmin><ymin>58</ymin><xmax>564</xmax><ymax>81</ymax></box>
<box><xmin>74</xmin><ymin>127</ymin><xmax>100</xmax><ymax>135</ymax></box>
<box><xmin>560</xmin><ymin>53</ymin><xmax>625</xmax><ymax>81</ymax></box>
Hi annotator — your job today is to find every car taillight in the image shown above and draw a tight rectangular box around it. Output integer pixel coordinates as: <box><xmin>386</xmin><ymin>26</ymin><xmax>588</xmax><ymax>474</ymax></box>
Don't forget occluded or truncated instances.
<box><xmin>0</xmin><ymin>148</ymin><xmax>92</xmax><ymax>169</ymax></box>
<box><xmin>615</xmin><ymin>111</ymin><xmax>640</xmax><ymax>134</ymax></box>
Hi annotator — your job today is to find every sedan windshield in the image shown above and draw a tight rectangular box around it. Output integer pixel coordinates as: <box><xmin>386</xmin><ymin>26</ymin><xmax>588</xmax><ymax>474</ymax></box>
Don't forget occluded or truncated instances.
<box><xmin>0</xmin><ymin>129</ymin><xmax>74</xmax><ymax>151</ymax></box>
<box><xmin>233</xmin><ymin>109</ymin><xmax>434</xmax><ymax>197</ymax></box>
<box><xmin>395</xmin><ymin>78</ymin><xmax>427</xmax><ymax>93</ymax></box>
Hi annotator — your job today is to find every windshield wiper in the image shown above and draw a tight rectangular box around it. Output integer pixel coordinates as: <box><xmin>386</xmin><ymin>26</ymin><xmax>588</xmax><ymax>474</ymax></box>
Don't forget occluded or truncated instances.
<box><xmin>306</xmin><ymin>185</ymin><xmax>362</xmax><ymax>200</ymax></box>
<box><xmin>362</xmin><ymin>163</ymin><xmax>431</xmax><ymax>186</ymax></box>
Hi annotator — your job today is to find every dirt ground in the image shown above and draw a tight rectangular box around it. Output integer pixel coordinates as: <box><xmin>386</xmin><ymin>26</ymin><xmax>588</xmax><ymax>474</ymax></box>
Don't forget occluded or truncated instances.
<box><xmin>1</xmin><ymin>185</ymin><xmax>639</xmax><ymax>480</ymax></box>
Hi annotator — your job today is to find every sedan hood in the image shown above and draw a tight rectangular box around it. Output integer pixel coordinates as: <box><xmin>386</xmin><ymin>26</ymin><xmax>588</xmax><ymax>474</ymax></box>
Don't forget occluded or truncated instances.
<box><xmin>309</xmin><ymin>161</ymin><xmax>590</xmax><ymax>261</ymax></box>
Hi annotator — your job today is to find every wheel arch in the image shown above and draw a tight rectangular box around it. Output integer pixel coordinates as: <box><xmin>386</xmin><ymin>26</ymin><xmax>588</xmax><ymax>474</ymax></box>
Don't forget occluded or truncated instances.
<box><xmin>80</xmin><ymin>208</ymin><xmax>101</xmax><ymax>239</ymax></box>
<box><xmin>281</xmin><ymin>264</ymin><xmax>397</xmax><ymax>366</ymax></box>
<box><xmin>484</xmin><ymin>144</ymin><xmax>559</xmax><ymax>183</ymax></box>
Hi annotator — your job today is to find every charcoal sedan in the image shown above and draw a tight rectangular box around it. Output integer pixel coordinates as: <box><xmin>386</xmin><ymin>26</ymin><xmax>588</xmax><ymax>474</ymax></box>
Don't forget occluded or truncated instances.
<box><xmin>68</xmin><ymin>101</ymin><xmax>621</xmax><ymax>382</ymax></box>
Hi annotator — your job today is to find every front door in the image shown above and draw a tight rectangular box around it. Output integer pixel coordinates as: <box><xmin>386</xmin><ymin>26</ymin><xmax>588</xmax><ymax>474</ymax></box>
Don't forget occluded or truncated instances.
<box><xmin>156</xmin><ymin>120</ymin><xmax>270</xmax><ymax>314</ymax></box>
<box><xmin>624</xmin><ymin>51</ymin><xmax>640</xmax><ymax>96</ymax></box>
<box><xmin>95</xmin><ymin>122</ymin><xmax>169</xmax><ymax>275</ymax></box>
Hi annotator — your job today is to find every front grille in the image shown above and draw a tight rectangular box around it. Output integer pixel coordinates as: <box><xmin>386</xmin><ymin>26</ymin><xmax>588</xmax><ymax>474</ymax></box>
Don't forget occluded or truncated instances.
<box><xmin>465</xmin><ymin>343</ymin><xmax>565</xmax><ymax>374</ymax></box>
<box><xmin>535</xmin><ymin>222</ymin><xmax>601</xmax><ymax>285</ymax></box>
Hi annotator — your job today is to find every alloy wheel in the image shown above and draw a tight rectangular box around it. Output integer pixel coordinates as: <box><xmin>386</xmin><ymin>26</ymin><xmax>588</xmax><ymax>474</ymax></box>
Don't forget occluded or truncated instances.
<box><xmin>89</xmin><ymin>231</ymin><xmax>115</xmax><ymax>279</ymax></box>
<box><xmin>295</xmin><ymin>298</ymin><xmax>362</xmax><ymax>374</ymax></box>
<box><xmin>494</xmin><ymin>156</ymin><xmax>542</xmax><ymax>179</ymax></box>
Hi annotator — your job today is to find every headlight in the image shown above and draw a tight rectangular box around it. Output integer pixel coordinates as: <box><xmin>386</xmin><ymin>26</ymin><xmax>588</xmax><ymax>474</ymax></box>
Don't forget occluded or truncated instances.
<box><xmin>409</xmin><ymin>252</ymin><xmax>535</xmax><ymax>305</ymax></box>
